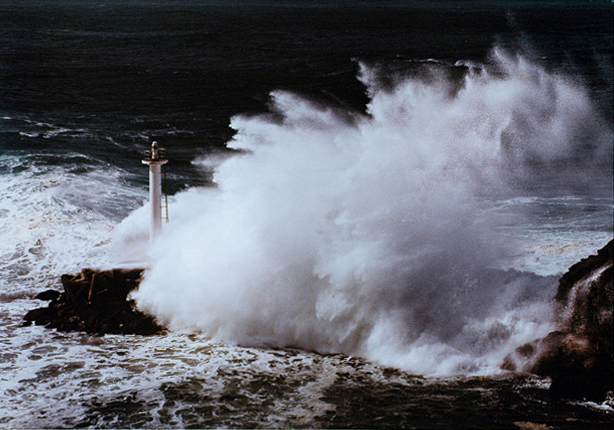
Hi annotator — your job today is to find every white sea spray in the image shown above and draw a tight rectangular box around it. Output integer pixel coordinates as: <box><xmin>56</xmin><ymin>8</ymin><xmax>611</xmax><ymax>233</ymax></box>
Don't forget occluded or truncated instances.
<box><xmin>116</xmin><ymin>49</ymin><xmax>613</xmax><ymax>376</ymax></box>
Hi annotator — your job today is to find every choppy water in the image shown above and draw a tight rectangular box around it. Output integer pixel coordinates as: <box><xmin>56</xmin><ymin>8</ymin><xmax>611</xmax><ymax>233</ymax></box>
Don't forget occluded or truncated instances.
<box><xmin>2</xmin><ymin>326</ymin><xmax>614</xmax><ymax>429</ymax></box>
<box><xmin>1</xmin><ymin>1</ymin><xmax>613</xmax><ymax>428</ymax></box>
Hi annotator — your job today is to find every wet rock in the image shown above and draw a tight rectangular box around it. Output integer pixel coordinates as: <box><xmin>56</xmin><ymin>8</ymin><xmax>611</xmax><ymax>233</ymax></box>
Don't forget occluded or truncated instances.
<box><xmin>23</xmin><ymin>268</ymin><xmax>164</xmax><ymax>336</ymax></box>
<box><xmin>506</xmin><ymin>239</ymin><xmax>613</xmax><ymax>402</ymax></box>
<box><xmin>35</xmin><ymin>289</ymin><xmax>61</xmax><ymax>301</ymax></box>
<box><xmin>24</xmin><ymin>307</ymin><xmax>55</xmax><ymax>326</ymax></box>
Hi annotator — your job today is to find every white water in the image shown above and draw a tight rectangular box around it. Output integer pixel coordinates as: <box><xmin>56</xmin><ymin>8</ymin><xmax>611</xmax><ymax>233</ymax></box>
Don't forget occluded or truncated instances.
<box><xmin>0</xmin><ymin>153</ymin><xmax>137</xmax><ymax>288</ymax></box>
<box><xmin>109</xmin><ymin>49</ymin><xmax>613</xmax><ymax>376</ymax></box>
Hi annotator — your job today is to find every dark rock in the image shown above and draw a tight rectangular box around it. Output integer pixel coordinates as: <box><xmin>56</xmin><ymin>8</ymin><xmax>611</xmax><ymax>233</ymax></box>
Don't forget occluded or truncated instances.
<box><xmin>555</xmin><ymin>239</ymin><xmax>613</xmax><ymax>304</ymax></box>
<box><xmin>24</xmin><ymin>307</ymin><xmax>54</xmax><ymax>325</ymax></box>
<box><xmin>35</xmin><ymin>289</ymin><xmax>61</xmax><ymax>301</ymax></box>
<box><xmin>506</xmin><ymin>239</ymin><xmax>613</xmax><ymax>402</ymax></box>
<box><xmin>23</xmin><ymin>268</ymin><xmax>164</xmax><ymax>336</ymax></box>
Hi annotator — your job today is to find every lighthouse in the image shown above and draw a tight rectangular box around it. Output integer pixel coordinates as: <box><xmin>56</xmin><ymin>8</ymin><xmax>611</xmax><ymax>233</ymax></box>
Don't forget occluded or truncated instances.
<box><xmin>142</xmin><ymin>141</ymin><xmax>168</xmax><ymax>241</ymax></box>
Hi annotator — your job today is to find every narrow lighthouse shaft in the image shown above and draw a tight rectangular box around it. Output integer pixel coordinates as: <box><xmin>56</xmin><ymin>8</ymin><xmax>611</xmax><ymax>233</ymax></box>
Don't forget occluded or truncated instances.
<box><xmin>142</xmin><ymin>141</ymin><xmax>168</xmax><ymax>241</ymax></box>
<box><xmin>149</xmin><ymin>162</ymin><xmax>163</xmax><ymax>237</ymax></box>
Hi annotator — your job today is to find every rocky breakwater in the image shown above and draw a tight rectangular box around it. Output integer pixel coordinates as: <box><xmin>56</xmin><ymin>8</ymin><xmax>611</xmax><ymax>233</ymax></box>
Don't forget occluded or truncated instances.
<box><xmin>23</xmin><ymin>268</ymin><xmax>164</xmax><ymax>335</ymax></box>
<box><xmin>504</xmin><ymin>239</ymin><xmax>613</xmax><ymax>402</ymax></box>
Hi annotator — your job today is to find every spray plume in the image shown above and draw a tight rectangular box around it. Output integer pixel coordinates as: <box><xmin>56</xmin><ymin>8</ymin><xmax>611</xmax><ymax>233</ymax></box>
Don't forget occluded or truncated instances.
<box><xmin>114</xmin><ymin>48</ymin><xmax>612</xmax><ymax>376</ymax></box>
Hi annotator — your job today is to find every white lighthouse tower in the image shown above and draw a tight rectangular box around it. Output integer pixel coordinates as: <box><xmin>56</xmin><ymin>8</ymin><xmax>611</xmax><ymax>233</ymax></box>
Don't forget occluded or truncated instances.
<box><xmin>142</xmin><ymin>141</ymin><xmax>168</xmax><ymax>241</ymax></box>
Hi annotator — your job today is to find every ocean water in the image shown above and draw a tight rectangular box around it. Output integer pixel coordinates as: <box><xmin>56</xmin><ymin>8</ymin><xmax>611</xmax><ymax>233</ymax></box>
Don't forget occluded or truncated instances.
<box><xmin>1</xmin><ymin>0</ymin><xmax>613</xmax><ymax>428</ymax></box>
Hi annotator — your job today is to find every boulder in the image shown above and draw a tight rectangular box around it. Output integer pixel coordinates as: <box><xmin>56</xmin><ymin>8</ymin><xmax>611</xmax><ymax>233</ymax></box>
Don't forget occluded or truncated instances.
<box><xmin>23</xmin><ymin>268</ymin><xmax>164</xmax><ymax>336</ymax></box>
<box><xmin>35</xmin><ymin>289</ymin><xmax>61</xmax><ymax>301</ymax></box>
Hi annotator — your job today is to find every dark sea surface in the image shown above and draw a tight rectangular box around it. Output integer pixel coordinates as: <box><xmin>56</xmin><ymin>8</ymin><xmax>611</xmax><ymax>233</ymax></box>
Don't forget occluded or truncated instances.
<box><xmin>2</xmin><ymin>0</ymin><xmax>612</xmax><ymax>188</ymax></box>
<box><xmin>0</xmin><ymin>0</ymin><xmax>613</xmax><ymax>428</ymax></box>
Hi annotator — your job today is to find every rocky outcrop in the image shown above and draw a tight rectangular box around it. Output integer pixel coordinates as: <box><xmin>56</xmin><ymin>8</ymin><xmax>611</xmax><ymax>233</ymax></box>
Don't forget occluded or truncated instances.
<box><xmin>504</xmin><ymin>239</ymin><xmax>613</xmax><ymax>402</ymax></box>
<box><xmin>23</xmin><ymin>268</ymin><xmax>164</xmax><ymax>335</ymax></box>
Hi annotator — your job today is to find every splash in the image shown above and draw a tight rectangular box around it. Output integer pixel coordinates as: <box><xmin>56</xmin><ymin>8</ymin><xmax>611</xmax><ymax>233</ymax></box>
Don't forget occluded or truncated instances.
<box><xmin>117</xmin><ymin>49</ymin><xmax>612</xmax><ymax>376</ymax></box>
<box><xmin>0</xmin><ymin>152</ymin><xmax>144</xmax><ymax>293</ymax></box>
